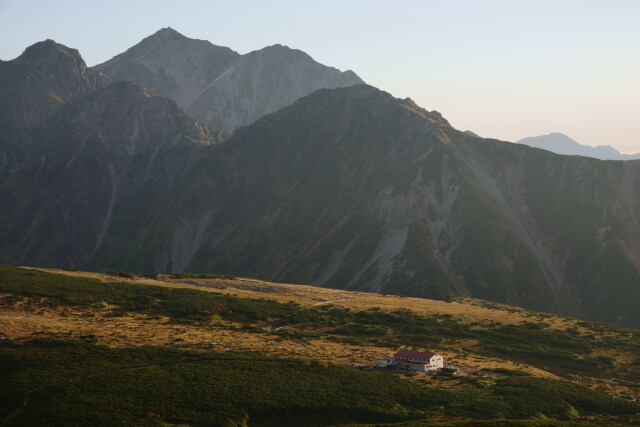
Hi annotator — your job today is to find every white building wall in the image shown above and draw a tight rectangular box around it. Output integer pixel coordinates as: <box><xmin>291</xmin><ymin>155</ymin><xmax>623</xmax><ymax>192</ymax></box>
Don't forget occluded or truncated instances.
<box><xmin>429</xmin><ymin>354</ymin><xmax>444</xmax><ymax>369</ymax></box>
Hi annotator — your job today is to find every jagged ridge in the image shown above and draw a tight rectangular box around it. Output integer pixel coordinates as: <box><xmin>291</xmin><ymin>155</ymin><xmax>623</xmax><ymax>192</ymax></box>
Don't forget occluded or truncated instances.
<box><xmin>93</xmin><ymin>28</ymin><xmax>364</xmax><ymax>134</ymax></box>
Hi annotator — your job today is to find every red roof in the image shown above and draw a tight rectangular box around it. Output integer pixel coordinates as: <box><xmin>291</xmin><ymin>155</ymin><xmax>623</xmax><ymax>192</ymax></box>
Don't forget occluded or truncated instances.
<box><xmin>394</xmin><ymin>350</ymin><xmax>436</xmax><ymax>359</ymax></box>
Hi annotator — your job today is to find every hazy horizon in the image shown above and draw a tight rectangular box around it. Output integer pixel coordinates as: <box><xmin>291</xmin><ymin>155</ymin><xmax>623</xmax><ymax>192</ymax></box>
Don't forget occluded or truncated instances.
<box><xmin>2</xmin><ymin>0</ymin><xmax>638</xmax><ymax>153</ymax></box>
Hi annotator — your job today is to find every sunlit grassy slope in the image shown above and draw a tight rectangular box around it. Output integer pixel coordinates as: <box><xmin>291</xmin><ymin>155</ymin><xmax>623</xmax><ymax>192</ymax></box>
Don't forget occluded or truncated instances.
<box><xmin>1</xmin><ymin>265</ymin><xmax>639</xmax><ymax>426</ymax></box>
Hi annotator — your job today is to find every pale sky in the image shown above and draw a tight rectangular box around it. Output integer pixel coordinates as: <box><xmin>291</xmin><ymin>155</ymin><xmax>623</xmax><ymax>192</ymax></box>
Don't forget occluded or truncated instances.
<box><xmin>1</xmin><ymin>0</ymin><xmax>639</xmax><ymax>153</ymax></box>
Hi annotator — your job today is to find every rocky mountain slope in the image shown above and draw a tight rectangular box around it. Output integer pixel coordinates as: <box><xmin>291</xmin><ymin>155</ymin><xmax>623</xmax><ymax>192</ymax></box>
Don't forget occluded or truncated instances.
<box><xmin>93</xmin><ymin>27</ymin><xmax>364</xmax><ymax>134</ymax></box>
<box><xmin>2</xmin><ymin>40</ymin><xmax>640</xmax><ymax>328</ymax></box>
<box><xmin>518</xmin><ymin>133</ymin><xmax>640</xmax><ymax>160</ymax></box>
<box><xmin>0</xmin><ymin>40</ymin><xmax>109</xmax><ymax>168</ymax></box>
<box><xmin>0</xmin><ymin>41</ymin><xmax>216</xmax><ymax>269</ymax></box>
<box><xmin>160</xmin><ymin>87</ymin><xmax>640</xmax><ymax>328</ymax></box>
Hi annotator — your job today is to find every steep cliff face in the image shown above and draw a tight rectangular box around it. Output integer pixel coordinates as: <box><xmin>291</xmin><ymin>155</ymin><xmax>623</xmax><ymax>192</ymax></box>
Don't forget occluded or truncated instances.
<box><xmin>93</xmin><ymin>28</ymin><xmax>364</xmax><ymax>134</ymax></box>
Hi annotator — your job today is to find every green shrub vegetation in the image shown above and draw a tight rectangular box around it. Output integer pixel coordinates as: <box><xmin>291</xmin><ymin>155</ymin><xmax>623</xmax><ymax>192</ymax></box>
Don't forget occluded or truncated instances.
<box><xmin>106</xmin><ymin>270</ymin><xmax>137</xmax><ymax>279</ymax></box>
<box><xmin>172</xmin><ymin>272</ymin><xmax>236</xmax><ymax>280</ymax></box>
<box><xmin>0</xmin><ymin>340</ymin><xmax>637</xmax><ymax>426</ymax></box>
<box><xmin>0</xmin><ymin>265</ymin><xmax>294</xmax><ymax>325</ymax></box>
<box><xmin>1</xmin><ymin>265</ymin><xmax>639</xmax><ymax>381</ymax></box>
<box><xmin>1</xmin><ymin>265</ymin><xmax>639</xmax><ymax>426</ymax></box>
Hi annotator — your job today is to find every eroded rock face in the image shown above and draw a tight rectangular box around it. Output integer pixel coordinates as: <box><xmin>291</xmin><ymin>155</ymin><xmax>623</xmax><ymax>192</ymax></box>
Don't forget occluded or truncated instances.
<box><xmin>93</xmin><ymin>28</ymin><xmax>364</xmax><ymax>134</ymax></box>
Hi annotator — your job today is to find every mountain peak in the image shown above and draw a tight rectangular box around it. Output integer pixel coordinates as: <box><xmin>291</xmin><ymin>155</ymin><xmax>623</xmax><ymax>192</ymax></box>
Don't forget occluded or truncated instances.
<box><xmin>150</xmin><ymin>26</ymin><xmax>186</xmax><ymax>41</ymax></box>
<box><xmin>546</xmin><ymin>132</ymin><xmax>575</xmax><ymax>141</ymax></box>
<box><xmin>0</xmin><ymin>39</ymin><xmax>109</xmax><ymax>154</ymax></box>
<box><xmin>112</xmin><ymin>27</ymin><xmax>219</xmax><ymax>59</ymax></box>
<box><xmin>464</xmin><ymin>130</ymin><xmax>481</xmax><ymax>138</ymax></box>
<box><xmin>94</xmin><ymin>32</ymin><xmax>364</xmax><ymax>134</ymax></box>
<box><xmin>247</xmin><ymin>43</ymin><xmax>309</xmax><ymax>60</ymax></box>
<box><xmin>263</xmin><ymin>43</ymin><xmax>292</xmax><ymax>51</ymax></box>
<box><xmin>16</xmin><ymin>39</ymin><xmax>82</xmax><ymax>64</ymax></box>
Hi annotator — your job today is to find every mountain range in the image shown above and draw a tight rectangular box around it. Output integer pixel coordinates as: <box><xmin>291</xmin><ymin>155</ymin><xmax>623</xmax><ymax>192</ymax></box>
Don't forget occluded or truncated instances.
<box><xmin>517</xmin><ymin>133</ymin><xmax>640</xmax><ymax>160</ymax></box>
<box><xmin>1</xmin><ymin>31</ymin><xmax>640</xmax><ymax>328</ymax></box>
<box><xmin>93</xmin><ymin>27</ymin><xmax>364</xmax><ymax>135</ymax></box>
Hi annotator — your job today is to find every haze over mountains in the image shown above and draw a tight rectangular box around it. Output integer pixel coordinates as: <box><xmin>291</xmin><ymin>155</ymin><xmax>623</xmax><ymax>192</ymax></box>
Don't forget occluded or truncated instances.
<box><xmin>2</xmin><ymin>30</ymin><xmax>640</xmax><ymax>328</ymax></box>
<box><xmin>93</xmin><ymin>27</ymin><xmax>364</xmax><ymax>135</ymax></box>
<box><xmin>517</xmin><ymin>133</ymin><xmax>640</xmax><ymax>160</ymax></box>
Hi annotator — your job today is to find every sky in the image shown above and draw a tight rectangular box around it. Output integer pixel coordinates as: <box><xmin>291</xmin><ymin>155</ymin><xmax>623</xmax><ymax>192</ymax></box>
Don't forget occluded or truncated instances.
<box><xmin>1</xmin><ymin>0</ymin><xmax>639</xmax><ymax>153</ymax></box>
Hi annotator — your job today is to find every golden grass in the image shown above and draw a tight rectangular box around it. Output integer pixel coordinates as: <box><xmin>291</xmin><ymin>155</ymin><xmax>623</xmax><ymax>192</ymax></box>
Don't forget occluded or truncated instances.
<box><xmin>5</xmin><ymin>267</ymin><xmax>637</xmax><ymax>400</ymax></box>
<box><xmin>27</xmin><ymin>267</ymin><xmax>579</xmax><ymax>329</ymax></box>
<box><xmin>0</xmin><ymin>305</ymin><xmax>388</xmax><ymax>366</ymax></box>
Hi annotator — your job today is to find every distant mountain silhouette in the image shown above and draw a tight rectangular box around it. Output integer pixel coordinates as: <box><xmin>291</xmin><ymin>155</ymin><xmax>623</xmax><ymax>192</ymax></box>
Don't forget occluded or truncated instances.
<box><xmin>517</xmin><ymin>133</ymin><xmax>640</xmax><ymax>160</ymax></box>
